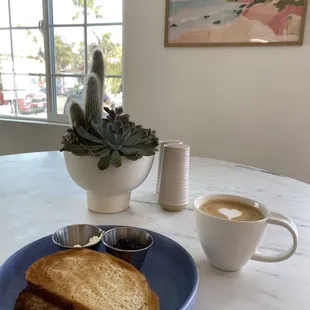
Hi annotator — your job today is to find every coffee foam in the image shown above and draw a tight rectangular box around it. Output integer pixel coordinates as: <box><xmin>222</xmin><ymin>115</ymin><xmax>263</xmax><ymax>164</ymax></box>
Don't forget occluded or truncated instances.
<box><xmin>200</xmin><ymin>199</ymin><xmax>265</xmax><ymax>221</ymax></box>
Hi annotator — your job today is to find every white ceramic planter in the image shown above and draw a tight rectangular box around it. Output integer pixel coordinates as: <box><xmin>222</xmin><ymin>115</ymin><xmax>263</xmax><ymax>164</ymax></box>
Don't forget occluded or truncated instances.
<box><xmin>64</xmin><ymin>151</ymin><xmax>154</xmax><ymax>214</ymax></box>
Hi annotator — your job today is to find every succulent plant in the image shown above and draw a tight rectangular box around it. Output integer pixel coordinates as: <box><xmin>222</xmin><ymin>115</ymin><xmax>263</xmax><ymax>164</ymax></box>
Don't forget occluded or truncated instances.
<box><xmin>61</xmin><ymin>106</ymin><xmax>158</xmax><ymax>170</ymax></box>
<box><xmin>61</xmin><ymin>49</ymin><xmax>159</xmax><ymax>170</ymax></box>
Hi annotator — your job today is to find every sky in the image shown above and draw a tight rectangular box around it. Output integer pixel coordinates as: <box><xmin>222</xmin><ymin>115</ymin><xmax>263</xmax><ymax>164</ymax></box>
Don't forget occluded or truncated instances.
<box><xmin>0</xmin><ymin>0</ymin><xmax>123</xmax><ymax>58</ymax></box>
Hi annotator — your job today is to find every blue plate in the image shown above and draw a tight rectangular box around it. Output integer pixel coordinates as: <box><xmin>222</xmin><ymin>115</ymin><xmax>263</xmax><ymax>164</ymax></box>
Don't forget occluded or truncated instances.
<box><xmin>0</xmin><ymin>225</ymin><xmax>198</xmax><ymax>310</ymax></box>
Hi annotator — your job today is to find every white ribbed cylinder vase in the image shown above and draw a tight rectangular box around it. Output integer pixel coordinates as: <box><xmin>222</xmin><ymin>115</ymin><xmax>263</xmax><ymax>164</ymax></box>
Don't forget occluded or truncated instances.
<box><xmin>156</xmin><ymin>139</ymin><xmax>183</xmax><ymax>194</ymax></box>
<box><xmin>158</xmin><ymin>143</ymin><xmax>190</xmax><ymax>212</ymax></box>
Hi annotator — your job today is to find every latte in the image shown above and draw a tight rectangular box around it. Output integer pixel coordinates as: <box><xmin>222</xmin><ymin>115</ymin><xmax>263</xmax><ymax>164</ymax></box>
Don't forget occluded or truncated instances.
<box><xmin>200</xmin><ymin>199</ymin><xmax>265</xmax><ymax>221</ymax></box>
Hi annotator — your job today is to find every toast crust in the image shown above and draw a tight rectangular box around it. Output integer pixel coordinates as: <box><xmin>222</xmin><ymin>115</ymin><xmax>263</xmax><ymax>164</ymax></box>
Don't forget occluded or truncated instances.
<box><xmin>26</xmin><ymin>249</ymin><xmax>159</xmax><ymax>310</ymax></box>
<box><xmin>14</xmin><ymin>287</ymin><xmax>62</xmax><ymax>310</ymax></box>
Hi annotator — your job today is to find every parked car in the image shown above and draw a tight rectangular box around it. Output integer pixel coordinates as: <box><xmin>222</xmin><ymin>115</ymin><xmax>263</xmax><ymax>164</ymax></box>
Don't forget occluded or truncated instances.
<box><xmin>10</xmin><ymin>84</ymin><xmax>47</xmax><ymax>114</ymax></box>
<box><xmin>0</xmin><ymin>89</ymin><xmax>4</xmax><ymax>105</ymax></box>
<box><xmin>39</xmin><ymin>86</ymin><xmax>46</xmax><ymax>94</ymax></box>
<box><xmin>63</xmin><ymin>86</ymin><xmax>113</xmax><ymax>115</ymax></box>
<box><xmin>21</xmin><ymin>86</ymin><xmax>47</xmax><ymax>114</ymax></box>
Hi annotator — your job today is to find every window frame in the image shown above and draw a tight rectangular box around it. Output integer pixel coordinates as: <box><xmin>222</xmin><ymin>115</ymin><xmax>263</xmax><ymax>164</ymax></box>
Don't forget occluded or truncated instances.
<box><xmin>0</xmin><ymin>0</ymin><xmax>123</xmax><ymax>124</ymax></box>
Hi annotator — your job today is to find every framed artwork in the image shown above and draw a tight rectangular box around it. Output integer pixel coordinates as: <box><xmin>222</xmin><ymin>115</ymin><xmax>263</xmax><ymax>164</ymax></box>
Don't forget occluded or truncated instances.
<box><xmin>165</xmin><ymin>0</ymin><xmax>308</xmax><ymax>47</ymax></box>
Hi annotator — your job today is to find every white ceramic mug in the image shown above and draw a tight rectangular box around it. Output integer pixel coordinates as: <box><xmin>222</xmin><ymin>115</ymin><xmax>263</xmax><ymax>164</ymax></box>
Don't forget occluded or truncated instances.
<box><xmin>194</xmin><ymin>194</ymin><xmax>298</xmax><ymax>271</ymax></box>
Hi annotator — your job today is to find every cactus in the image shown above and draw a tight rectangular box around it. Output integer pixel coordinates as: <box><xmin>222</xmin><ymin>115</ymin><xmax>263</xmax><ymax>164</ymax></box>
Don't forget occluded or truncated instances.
<box><xmin>69</xmin><ymin>48</ymin><xmax>105</xmax><ymax>127</ymax></box>
<box><xmin>84</xmin><ymin>73</ymin><xmax>102</xmax><ymax>124</ymax></box>
<box><xmin>69</xmin><ymin>101</ymin><xmax>86</xmax><ymax>128</ymax></box>
<box><xmin>90</xmin><ymin>48</ymin><xmax>105</xmax><ymax>105</ymax></box>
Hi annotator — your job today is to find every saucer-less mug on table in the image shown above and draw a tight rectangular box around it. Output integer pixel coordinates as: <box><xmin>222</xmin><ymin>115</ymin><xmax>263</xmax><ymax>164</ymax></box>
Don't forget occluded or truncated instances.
<box><xmin>194</xmin><ymin>194</ymin><xmax>298</xmax><ymax>271</ymax></box>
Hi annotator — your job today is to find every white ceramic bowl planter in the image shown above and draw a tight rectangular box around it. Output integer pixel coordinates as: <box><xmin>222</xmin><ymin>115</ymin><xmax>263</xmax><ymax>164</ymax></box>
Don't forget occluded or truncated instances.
<box><xmin>64</xmin><ymin>152</ymin><xmax>154</xmax><ymax>213</ymax></box>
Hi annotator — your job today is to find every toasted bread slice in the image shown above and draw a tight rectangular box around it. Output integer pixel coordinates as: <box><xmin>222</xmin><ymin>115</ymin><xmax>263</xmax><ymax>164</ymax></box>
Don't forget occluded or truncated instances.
<box><xmin>14</xmin><ymin>288</ymin><xmax>62</xmax><ymax>310</ymax></box>
<box><xmin>26</xmin><ymin>249</ymin><xmax>159</xmax><ymax>310</ymax></box>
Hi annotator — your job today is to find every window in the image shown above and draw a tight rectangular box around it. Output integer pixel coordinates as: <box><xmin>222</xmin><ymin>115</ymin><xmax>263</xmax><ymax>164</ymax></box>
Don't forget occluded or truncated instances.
<box><xmin>0</xmin><ymin>0</ymin><xmax>123</xmax><ymax>122</ymax></box>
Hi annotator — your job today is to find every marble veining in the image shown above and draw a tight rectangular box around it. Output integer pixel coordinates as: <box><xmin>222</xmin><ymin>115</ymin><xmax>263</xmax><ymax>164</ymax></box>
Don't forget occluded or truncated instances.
<box><xmin>0</xmin><ymin>151</ymin><xmax>310</xmax><ymax>309</ymax></box>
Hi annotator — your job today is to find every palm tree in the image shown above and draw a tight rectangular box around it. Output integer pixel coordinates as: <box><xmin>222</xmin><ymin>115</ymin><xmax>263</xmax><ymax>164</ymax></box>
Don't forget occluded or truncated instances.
<box><xmin>54</xmin><ymin>35</ymin><xmax>75</xmax><ymax>72</ymax></box>
<box><xmin>71</xmin><ymin>0</ymin><xmax>103</xmax><ymax>21</ymax></box>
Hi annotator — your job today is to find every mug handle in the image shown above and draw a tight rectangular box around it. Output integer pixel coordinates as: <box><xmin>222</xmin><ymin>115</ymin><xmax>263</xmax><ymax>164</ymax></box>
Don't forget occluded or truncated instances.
<box><xmin>251</xmin><ymin>212</ymin><xmax>298</xmax><ymax>262</ymax></box>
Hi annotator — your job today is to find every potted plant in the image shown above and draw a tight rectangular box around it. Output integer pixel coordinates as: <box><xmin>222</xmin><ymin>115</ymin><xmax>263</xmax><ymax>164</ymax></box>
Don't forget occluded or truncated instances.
<box><xmin>60</xmin><ymin>49</ymin><xmax>158</xmax><ymax>214</ymax></box>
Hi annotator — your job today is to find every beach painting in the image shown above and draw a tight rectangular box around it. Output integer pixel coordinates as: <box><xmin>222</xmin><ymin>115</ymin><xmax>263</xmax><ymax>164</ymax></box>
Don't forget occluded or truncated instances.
<box><xmin>165</xmin><ymin>0</ymin><xmax>308</xmax><ymax>46</ymax></box>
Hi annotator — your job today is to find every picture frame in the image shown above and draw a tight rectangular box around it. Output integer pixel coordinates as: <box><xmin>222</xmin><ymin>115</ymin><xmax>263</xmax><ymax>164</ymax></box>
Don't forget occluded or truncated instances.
<box><xmin>164</xmin><ymin>0</ymin><xmax>308</xmax><ymax>47</ymax></box>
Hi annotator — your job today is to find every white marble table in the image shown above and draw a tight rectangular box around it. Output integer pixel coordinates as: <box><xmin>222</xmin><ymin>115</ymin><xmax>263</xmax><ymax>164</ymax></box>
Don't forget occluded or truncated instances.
<box><xmin>0</xmin><ymin>151</ymin><xmax>310</xmax><ymax>309</ymax></box>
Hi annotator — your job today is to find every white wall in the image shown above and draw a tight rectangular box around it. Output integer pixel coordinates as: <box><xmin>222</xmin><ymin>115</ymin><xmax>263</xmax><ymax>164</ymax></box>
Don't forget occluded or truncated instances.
<box><xmin>0</xmin><ymin>0</ymin><xmax>310</xmax><ymax>183</ymax></box>
<box><xmin>123</xmin><ymin>0</ymin><xmax>310</xmax><ymax>183</ymax></box>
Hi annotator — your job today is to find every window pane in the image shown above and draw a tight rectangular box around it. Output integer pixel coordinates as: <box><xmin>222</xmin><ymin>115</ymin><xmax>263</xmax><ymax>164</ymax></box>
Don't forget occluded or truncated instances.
<box><xmin>52</xmin><ymin>0</ymin><xmax>85</xmax><ymax>25</ymax></box>
<box><xmin>10</xmin><ymin>0</ymin><xmax>43</xmax><ymax>27</ymax></box>
<box><xmin>87</xmin><ymin>0</ymin><xmax>123</xmax><ymax>24</ymax></box>
<box><xmin>87</xmin><ymin>26</ymin><xmax>122</xmax><ymax>76</ymax></box>
<box><xmin>12</xmin><ymin>30</ymin><xmax>45</xmax><ymax>74</ymax></box>
<box><xmin>0</xmin><ymin>75</ymin><xmax>16</xmax><ymax>116</ymax></box>
<box><xmin>0</xmin><ymin>0</ymin><xmax>9</xmax><ymax>27</ymax></box>
<box><xmin>55</xmin><ymin>75</ymin><xmax>85</xmax><ymax>115</ymax></box>
<box><xmin>107</xmin><ymin>77</ymin><xmax>122</xmax><ymax>107</ymax></box>
<box><xmin>0</xmin><ymin>30</ymin><xmax>13</xmax><ymax>73</ymax></box>
<box><xmin>48</xmin><ymin>1</ymin><xmax>123</xmax><ymax>121</ymax></box>
<box><xmin>53</xmin><ymin>27</ymin><xmax>85</xmax><ymax>74</ymax></box>
<box><xmin>15</xmin><ymin>75</ymin><xmax>47</xmax><ymax>119</ymax></box>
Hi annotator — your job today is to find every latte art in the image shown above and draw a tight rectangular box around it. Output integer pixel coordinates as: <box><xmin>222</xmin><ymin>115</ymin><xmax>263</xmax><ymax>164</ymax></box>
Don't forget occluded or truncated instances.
<box><xmin>200</xmin><ymin>199</ymin><xmax>265</xmax><ymax>221</ymax></box>
<box><xmin>218</xmin><ymin>208</ymin><xmax>242</xmax><ymax>220</ymax></box>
